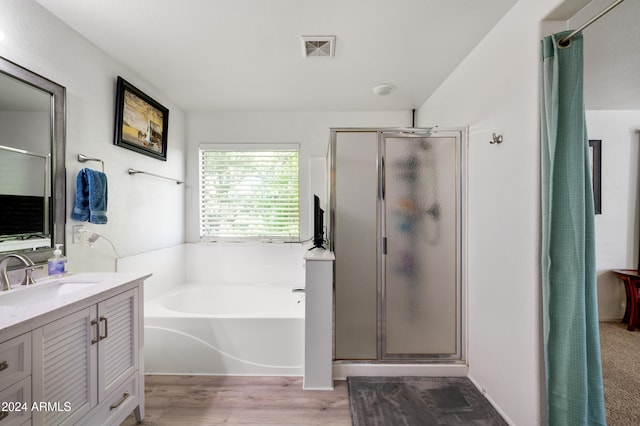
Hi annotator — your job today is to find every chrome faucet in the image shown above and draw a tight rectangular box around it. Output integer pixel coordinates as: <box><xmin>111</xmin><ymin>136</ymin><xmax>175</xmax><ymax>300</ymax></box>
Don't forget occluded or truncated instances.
<box><xmin>0</xmin><ymin>254</ymin><xmax>36</xmax><ymax>291</ymax></box>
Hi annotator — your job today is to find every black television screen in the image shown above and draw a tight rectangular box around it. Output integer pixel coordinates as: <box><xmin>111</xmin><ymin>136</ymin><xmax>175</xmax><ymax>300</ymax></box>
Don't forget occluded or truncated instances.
<box><xmin>0</xmin><ymin>194</ymin><xmax>47</xmax><ymax>238</ymax></box>
<box><xmin>313</xmin><ymin>194</ymin><xmax>324</xmax><ymax>249</ymax></box>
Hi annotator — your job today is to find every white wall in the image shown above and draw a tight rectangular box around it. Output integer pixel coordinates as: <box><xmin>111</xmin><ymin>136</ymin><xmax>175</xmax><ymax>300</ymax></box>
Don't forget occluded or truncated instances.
<box><xmin>569</xmin><ymin>0</ymin><xmax>640</xmax><ymax>110</ymax></box>
<box><xmin>185</xmin><ymin>243</ymin><xmax>305</xmax><ymax>287</ymax></box>
<box><xmin>587</xmin><ymin>111</ymin><xmax>640</xmax><ymax>320</ymax></box>
<box><xmin>415</xmin><ymin>0</ymin><xmax>570</xmax><ymax>424</ymax></box>
<box><xmin>117</xmin><ymin>244</ymin><xmax>185</xmax><ymax>301</ymax></box>
<box><xmin>569</xmin><ymin>0</ymin><xmax>640</xmax><ymax>321</ymax></box>
<box><xmin>0</xmin><ymin>0</ymin><xmax>187</xmax><ymax>271</ymax></box>
<box><xmin>186</xmin><ymin>111</ymin><xmax>411</xmax><ymax>243</ymax></box>
<box><xmin>115</xmin><ymin>242</ymin><xmax>307</xmax><ymax>302</ymax></box>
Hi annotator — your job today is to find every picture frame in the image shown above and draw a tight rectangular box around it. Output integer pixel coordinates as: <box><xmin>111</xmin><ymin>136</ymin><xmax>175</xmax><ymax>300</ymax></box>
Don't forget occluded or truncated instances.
<box><xmin>588</xmin><ymin>139</ymin><xmax>602</xmax><ymax>214</ymax></box>
<box><xmin>114</xmin><ymin>76</ymin><xmax>169</xmax><ymax>161</ymax></box>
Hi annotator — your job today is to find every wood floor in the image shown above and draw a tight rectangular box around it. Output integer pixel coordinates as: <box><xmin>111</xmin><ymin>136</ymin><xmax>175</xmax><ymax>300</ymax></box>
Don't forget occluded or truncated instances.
<box><xmin>120</xmin><ymin>375</ymin><xmax>351</xmax><ymax>426</ymax></box>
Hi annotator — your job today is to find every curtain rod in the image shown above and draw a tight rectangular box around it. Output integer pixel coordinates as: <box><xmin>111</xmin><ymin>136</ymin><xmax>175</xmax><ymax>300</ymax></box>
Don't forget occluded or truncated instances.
<box><xmin>558</xmin><ymin>0</ymin><xmax>625</xmax><ymax>46</ymax></box>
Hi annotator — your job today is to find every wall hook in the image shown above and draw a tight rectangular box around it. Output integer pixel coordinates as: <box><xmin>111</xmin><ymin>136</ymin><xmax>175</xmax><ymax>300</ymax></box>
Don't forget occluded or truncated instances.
<box><xmin>490</xmin><ymin>133</ymin><xmax>503</xmax><ymax>145</ymax></box>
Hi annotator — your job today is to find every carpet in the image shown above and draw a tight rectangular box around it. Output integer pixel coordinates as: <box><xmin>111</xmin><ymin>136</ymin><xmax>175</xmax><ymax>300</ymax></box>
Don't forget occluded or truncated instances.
<box><xmin>599</xmin><ymin>321</ymin><xmax>640</xmax><ymax>425</ymax></box>
<box><xmin>348</xmin><ymin>376</ymin><xmax>507</xmax><ymax>426</ymax></box>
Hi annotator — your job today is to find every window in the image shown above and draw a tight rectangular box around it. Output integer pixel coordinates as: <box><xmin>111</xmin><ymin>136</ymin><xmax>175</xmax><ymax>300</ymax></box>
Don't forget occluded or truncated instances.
<box><xmin>199</xmin><ymin>144</ymin><xmax>300</xmax><ymax>241</ymax></box>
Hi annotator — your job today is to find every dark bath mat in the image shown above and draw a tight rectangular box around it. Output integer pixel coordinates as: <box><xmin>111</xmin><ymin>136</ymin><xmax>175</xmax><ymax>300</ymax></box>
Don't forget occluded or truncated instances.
<box><xmin>347</xmin><ymin>376</ymin><xmax>508</xmax><ymax>426</ymax></box>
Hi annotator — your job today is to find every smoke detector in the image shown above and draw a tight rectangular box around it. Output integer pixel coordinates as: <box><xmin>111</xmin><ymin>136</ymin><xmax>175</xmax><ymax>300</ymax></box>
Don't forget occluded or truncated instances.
<box><xmin>301</xmin><ymin>36</ymin><xmax>336</xmax><ymax>57</ymax></box>
<box><xmin>373</xmin><ymin>83</ymin><xmax>395</xmax><ymax>96</ymax></box>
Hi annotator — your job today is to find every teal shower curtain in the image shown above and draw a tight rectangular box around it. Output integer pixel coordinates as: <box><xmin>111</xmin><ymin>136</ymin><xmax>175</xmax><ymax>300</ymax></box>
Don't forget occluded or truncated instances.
<box><xmin>541</xmin><ymin>31</ymin><xmax>606</xmax><ymax>425</ymax></box>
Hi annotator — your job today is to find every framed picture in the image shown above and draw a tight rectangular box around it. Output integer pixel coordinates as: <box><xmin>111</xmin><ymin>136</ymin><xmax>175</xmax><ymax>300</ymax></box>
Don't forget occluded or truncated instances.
<box><xmin>588</xmin><ymin>139</ymin><xmax>602</xmax><ymax>214</ymax></box>
<box><xmin>114</xmin><ymin>76</ymin><xmax>169</xmax><ymax>161</ymax></box>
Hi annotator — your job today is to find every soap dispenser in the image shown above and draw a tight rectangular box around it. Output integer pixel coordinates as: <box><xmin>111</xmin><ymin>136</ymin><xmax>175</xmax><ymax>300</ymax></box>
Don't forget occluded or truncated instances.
<box><xmin>48</xmin><ymin>244</ymin><xmax>67</xmax><ymax>276</ymax></box>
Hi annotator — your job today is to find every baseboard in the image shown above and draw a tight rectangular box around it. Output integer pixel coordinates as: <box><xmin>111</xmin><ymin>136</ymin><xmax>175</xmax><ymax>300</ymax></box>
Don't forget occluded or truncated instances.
<box><xmin>302</xmin><ymin>385</ymin><xmax>335</xmax><ymax>391</ymax></box>
<box><xmin>598</xmin><ymin>317</ymin><xmax>623</xmax><ymax>322</ymax></box>
<box><xmin>467</xmin><ymin>375</ymin><xmax>515</xmax><ymax>426</ymax></box>
<box><xmin>333</xmin><ymin>362</ymin><xmax>468</xmax><ymax>379</ymax></box>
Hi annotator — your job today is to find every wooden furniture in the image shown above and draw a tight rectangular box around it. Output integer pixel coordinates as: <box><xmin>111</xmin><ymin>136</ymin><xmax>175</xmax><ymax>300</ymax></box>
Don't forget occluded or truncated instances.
<box><xmin>613</xmin><ymin>269</ymin><xmax>640</xmax><ymax>331</ymax></box>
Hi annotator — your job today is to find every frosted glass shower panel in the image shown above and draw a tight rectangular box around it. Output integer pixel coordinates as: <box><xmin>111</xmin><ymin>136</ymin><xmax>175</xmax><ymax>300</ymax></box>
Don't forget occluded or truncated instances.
<box><xmin>333</xmin><ymin>132</ymin><xmax>378</xmax><ymax>359</ymax></box>
<box><xmin>383</xmin><ymin>136</ymin><xmax>458</xmax><ymax>356</ymax></box>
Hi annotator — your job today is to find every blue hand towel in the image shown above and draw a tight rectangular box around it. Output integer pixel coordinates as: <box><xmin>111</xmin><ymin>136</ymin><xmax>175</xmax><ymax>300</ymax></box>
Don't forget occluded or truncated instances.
<box><xmin>71</xmin><ymin>168</ymin><xmax>108</xmax><ymax>224</ymax></box>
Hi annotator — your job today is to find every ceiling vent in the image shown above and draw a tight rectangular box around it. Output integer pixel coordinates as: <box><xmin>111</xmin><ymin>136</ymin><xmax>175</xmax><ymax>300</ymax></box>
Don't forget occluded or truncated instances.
<box><xmin>301</xmin><ymin>36</ymin><xmax>336</xmax><ymax>57</ymax></box>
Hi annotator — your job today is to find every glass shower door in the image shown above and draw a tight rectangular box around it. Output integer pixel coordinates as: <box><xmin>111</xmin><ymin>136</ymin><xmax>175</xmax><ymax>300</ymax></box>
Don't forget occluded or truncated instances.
<box><xmin>333</xmin><ymin>131</ymin><xmax>378</xmax><ymax>359</ymax></box>
<box><xmin>380</xmin><ymin>132</ymin><xmax>461</xmax><ymax>358</ymax></box>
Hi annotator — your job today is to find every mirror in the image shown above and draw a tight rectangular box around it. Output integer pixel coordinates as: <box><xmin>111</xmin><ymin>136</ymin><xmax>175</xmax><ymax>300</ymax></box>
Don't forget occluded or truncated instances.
<box><xmin>0</xmin><ymin>56</ymin><xmax>65</xmax><ymax>263</ymax></box>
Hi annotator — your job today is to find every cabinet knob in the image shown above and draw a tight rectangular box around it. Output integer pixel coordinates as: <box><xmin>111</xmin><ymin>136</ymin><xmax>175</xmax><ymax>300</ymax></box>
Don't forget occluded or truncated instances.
<box><xmin>0</xmin><ymin>361</ymin><xmax>8</xmax><ymax>372</ymax></box>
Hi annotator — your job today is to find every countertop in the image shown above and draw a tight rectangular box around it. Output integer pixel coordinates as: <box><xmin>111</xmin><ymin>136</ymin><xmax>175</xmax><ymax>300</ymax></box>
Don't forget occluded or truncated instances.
<box><xmin>303</xmin><ymin>249</ymin><xmax>335</xmax><ymax>261</ymax></box>
<box><xmin>0</xmin><ymin>271</ymin><xmax>151</xmax><ymax>339</ymax></box>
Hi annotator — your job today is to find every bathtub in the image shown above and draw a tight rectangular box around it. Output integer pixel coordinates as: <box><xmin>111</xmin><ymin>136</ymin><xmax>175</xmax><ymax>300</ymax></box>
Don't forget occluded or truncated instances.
<box><xmin>144</xmin><ymin>282</ymin><xmax>305</xmax><ymax>376</ymax></box>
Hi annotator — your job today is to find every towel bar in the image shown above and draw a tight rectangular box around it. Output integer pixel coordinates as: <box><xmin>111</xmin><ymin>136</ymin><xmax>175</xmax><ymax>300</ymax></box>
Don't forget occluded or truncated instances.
<box><xmin>127</xmin><ymin>168</ymin><xmax>183</xmax><ymax>185</ymax></box>
<box><xmin>77</xmin><ymin>154</ymin><xmax>105</xmax><ymax>172</ymax></box>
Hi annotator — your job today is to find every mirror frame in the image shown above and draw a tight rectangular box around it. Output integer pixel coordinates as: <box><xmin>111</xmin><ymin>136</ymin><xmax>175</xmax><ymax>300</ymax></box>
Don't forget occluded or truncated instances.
<box><xmin>0</xmin><ymin>56</ymin><xmax>66</xmax><ymax>263</ymax></box>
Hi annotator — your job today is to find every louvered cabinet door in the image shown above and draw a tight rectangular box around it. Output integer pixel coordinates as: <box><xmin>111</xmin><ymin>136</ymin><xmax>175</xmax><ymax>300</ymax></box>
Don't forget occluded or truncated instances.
<box><xmin>97</xmin><ymin>288</ymin><xmax>138</xmax><ymax>401</ymax></box>
<box><xmin>34</xmin><ymin>307</ymin><xmax>98</xmax><ymax>426</ymax></box>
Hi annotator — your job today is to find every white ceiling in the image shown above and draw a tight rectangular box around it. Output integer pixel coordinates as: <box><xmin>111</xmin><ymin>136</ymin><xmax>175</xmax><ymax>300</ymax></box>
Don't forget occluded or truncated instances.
<box><xmin>34</xmin><ymin>0</ymin><xmax>517</xmax><ymax>112</ymax></box>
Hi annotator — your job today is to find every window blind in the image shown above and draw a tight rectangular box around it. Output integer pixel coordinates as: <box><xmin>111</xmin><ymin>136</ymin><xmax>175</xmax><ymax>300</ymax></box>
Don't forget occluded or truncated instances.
<box><xmin>199</xmin><ymin>145</ymin><xmax>300</xmax><ymax>240</ymax></box>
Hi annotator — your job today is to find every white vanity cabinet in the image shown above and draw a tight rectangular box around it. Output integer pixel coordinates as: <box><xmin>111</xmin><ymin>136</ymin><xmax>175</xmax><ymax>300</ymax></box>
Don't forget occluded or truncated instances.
<box><xmin>87</xmin><ymin>288</ymin><xmax>141</xmax><ymax>426</ymax></box>
<box><xmin>0</xmin><ymin>272</ymin><xmax>148</xmax><ymax>426</ymax></box>
<box><xmin>32</xmin><ymin>288</ymin><xmax>139</xmax><ymax>426</ymax></box>
<box><xmin>0</xmin><ymin>333</ymin><xmax>32</xmax><ymax>425</ymax></box>
<box><xmin>33</xmin><ymin>307</ymin><xmax>95</xmax><ymax>425</ymax></box>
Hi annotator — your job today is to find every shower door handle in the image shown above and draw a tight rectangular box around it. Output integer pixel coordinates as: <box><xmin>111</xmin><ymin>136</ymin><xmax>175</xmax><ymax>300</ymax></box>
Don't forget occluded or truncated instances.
<box><xmin>380</xmin><ymin>157</ymin><xmax>385</xmax><ymax>200</ymax></box>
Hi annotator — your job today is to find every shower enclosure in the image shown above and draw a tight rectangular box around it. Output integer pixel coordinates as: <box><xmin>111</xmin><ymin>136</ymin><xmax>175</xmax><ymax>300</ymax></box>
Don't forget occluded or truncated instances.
<box><xmin>329</xmin><ymin>128</ymin><xmax>466</xmax><ymax>362</ymax></box>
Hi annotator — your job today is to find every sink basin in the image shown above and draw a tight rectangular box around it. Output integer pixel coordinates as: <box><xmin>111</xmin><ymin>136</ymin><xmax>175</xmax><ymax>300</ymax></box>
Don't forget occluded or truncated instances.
<box><xmin>0</xmin><ymin>279</ymin><xmax>100</xmax><ymax>306</ymax></box>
